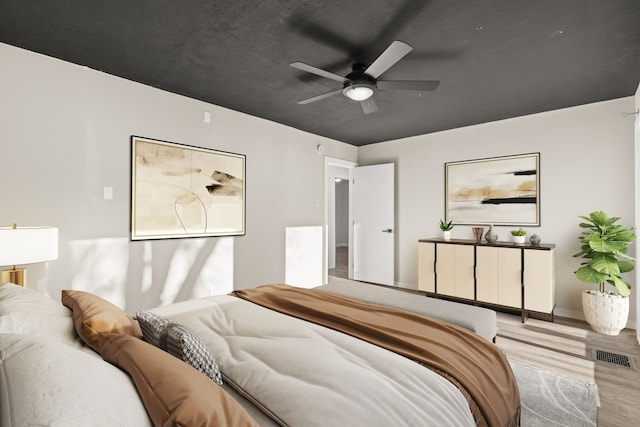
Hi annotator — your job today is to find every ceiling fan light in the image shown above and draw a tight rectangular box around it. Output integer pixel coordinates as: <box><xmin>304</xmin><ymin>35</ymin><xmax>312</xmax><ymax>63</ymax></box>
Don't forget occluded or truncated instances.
<box><xmin>345</xmin><ymin>85</ymin><xmax>374</xmax><ymax>101</ymax></box>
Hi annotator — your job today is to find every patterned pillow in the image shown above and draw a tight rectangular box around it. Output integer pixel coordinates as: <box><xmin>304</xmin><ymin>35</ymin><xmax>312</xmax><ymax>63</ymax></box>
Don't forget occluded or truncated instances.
<box><xmin>136</xmin><ymin>310</ymin><xmax>171</xmax><ymax>347</ymax></box>
<box><xmin>136</xmin><ymin>311</ymin><xmax>223</xmax><ymax>386</ymax></box>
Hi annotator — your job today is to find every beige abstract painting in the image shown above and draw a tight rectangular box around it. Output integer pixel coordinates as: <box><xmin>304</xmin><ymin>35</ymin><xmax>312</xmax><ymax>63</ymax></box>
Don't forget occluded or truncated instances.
<box><xmin>445</xmin><ymin>153</ymin><xmax>539</xmax><ymax>226</ymax></box>
<box><xmin>131</xmin><ymin>136</ymin><xmax>245</xmax><ymax>240</ymax></box>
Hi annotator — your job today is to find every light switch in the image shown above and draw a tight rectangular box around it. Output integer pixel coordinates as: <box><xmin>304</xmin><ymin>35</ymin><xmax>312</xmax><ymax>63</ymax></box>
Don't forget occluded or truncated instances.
<box><xmin>103</xmin><ymin>186</ymin><xmax>113</xmax><ymax>200</ymax></box>
<box><xmin>203</xmin><ymin>111</ymin><xmax>211</xmax><ymax>123</ymax></box>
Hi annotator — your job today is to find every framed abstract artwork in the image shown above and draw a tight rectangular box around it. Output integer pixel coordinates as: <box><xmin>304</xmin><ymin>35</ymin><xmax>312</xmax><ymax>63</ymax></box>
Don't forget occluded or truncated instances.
<box><xmin>131</xmin><ymin>136</ymin><xmax>245</xmax><ymax>240</ymax></box>
<box><xmin>445</xmin><ymin>153</ymin><xmax>540</xmax><ymax>226</ymax></box>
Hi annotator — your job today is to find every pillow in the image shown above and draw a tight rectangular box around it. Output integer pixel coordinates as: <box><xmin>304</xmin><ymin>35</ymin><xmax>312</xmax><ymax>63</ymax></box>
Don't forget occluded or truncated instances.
<box><xmin>0</xmin><ymin>333</ymin><xmax>152</xmax><ymax>427</ymax></box>
<box><xmin>136</xmin><ymin>310</ymin><xmax>223</xmax><ymax>385</ymax></box>
<box><xmin>135</xmin><ymin>309</ymin><xmax>172</xmax><ymax>346</ymax></box>
<box><xmin>96</xmin><ymin>333</ymin><xmax>258</xmax><ymax>427</ymax></box>
<box><xmin>0</xmin><ymin>283</ymin><xmax>78</xmax><ymax>346</ymax></box>
<box><xmin>61</xmin><ymin>290</ymin><xmax>142</xmax><ymax>353</ymax></box>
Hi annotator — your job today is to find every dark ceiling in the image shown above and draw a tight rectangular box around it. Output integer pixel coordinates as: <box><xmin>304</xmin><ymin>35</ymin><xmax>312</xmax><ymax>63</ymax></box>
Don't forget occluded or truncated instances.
<box><xmin>1</xmin><ymin>1</ymin><xmax>639</xmax><ymax>146</ymax></box>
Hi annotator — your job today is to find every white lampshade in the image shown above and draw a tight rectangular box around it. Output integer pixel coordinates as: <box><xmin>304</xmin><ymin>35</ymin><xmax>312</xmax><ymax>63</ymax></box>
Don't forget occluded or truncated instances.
<box><xmin>0</xmin><ymin>226</ymin><xmax>59</xmax><ymax>266</ymax></box>
<box><xmin>345</xmin><ymin>85</ymin><xmax>374</xmax><ymax>101</ymax></box>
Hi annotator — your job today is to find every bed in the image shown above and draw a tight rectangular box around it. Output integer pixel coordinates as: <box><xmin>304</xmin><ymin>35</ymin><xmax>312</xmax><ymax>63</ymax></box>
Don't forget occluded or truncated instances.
<box><xmin>0</xmin><ymin>282</ymin><xmax>520</xmax><ymax>427</ymax></box>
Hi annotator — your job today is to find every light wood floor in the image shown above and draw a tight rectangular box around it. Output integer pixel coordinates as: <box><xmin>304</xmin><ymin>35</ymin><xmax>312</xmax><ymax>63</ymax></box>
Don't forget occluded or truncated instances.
<box><xmin>327</xmin><ymin>272</ymin><xmax>640</xmax><ymax>426</ymax></box>
<box><xmin>328</xmin><ymin>246</ymin><xmax>349</xmax><ymax>279</ymax></box>
<box><xmin>496</xmin><ymin>312</ymin><xmax>640</xmax><ymax>427</ymax></box>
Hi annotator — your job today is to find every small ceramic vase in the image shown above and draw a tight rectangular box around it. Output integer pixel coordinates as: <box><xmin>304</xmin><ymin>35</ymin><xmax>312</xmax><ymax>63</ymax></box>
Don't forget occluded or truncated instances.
<box><xmin>529</xmin><ymin>234</ymin><xmax>541</xmax><ymax>246</ymax></box>
<box><xmin>485</xmin><ymin>225</ymin><xmax>498</xmax><ymax>243</ymax></box>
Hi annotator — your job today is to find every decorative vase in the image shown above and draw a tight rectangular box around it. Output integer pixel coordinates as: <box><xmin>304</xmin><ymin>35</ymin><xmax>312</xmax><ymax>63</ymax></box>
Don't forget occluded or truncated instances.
<box><xmin>472</xmin><ymin>227</ymin><xmax>484</xmax><ymax>243</ymax></box>
<box><xmin>443</xmin><ymin>230</ymin><xmax>451</xmax><ymax>241</ymax></box>
<box><xmin>485</xmin><ymin>225</ymin><xmax>498</xmax><ymax>243</ymax></box>
<box><xmin>582</xmin><ymin>290</ymin><xmax>629</xmax><ymax>335</ymax></box>
<box><xmin>512</xmin><ymin>235</ymin><xmax>526</xmax><ymax>244</ymax></box>
<box><xmin>529</xmin><ymin>234</ymin><xmax>541</xmax><ymax>246</ymax></box>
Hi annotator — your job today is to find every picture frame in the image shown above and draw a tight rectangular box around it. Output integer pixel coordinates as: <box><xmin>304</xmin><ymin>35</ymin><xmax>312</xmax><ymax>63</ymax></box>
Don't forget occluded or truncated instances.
<box><xmin>445</xmin><ymin>153</ymin><xmax>540</xmax><ymax>226</ymax></box>
<box><xmin>131</xmin><ymin>136</ymin><xmax>245</xmax><ymax>240</ymax></box>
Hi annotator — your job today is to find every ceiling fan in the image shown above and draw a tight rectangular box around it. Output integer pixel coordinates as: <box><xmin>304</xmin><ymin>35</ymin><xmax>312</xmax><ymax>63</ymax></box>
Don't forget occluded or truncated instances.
<box><xmin>290</xmin><ymin>40</ymin><xmax>440</xmax><ymax>114</ymax></box>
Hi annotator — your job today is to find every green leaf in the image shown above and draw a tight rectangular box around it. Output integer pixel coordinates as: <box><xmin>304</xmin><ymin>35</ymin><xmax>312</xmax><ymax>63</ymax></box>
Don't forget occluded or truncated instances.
<box><xmin>439</xmin><ymin>219</ymin><xmax>453</xmax><ymax>231</ymax></box>
<box><xmin>618</xmin><ymin>260</ymin><xmax>635</xmax><ymax>273</ymax></box>
<box><xmin>588</xmin><ymin>211</ymin><xmax>609</xmax><ymax>226</ymax></box>
<box><xmin>589</xmin><ymin>239</ymin><xmax>627</xmax><ymax>253</ymax></box>
<box><xmin>610</xmin><ymin>275</ymin><xmax>631</xmax><ymax>297</ymax></box>
<box><xmin>617</xmin><ymin>251</ymin><xmax>636</xmax><ymax>262</ymax></box>
<box><xmin>588</xmin><ymin>253</ymin><xmax>620</xmax><ymax>275</ymax></box>
<box><xmin>575</xmin><ymin>266</ymin><xmax>608</xmax><ymax>284</ymax></box>
<box><xmin>612</xmin><ymin>230</ymin><xmax>636</xmax><ymax>242</ymax></box>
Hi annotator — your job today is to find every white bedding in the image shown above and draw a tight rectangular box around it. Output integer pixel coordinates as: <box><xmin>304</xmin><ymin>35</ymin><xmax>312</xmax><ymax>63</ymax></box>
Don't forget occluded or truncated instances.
<box><xmin>0</xmin><ymin>284</ymin><xmax>152</xmax><ymax>427</ymax></box>
<box><xmin>1</xmin><ymin>282</ymin><xmax>487</xmax><ymax>427</ymax></box>
<box><xmin>0</xmin><ymin>333</ymin><xmax>153</xmax><ymax>427</ymax></box>
<box><xmin>151</xmin><ymin>295</ymin><xmax>476</xmax><ymax>427</ymax></box>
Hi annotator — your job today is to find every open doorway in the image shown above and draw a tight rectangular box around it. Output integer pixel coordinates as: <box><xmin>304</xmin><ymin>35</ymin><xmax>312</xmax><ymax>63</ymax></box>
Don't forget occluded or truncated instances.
<box><xmin>329</xmin><ymin>178</ymin><xmax>349</xmax><ymax>279</ymax></box>
<box><xmin>323</xmin><ymin>157</ymin><xmax>356</xmax><ymax>284</ymax></box>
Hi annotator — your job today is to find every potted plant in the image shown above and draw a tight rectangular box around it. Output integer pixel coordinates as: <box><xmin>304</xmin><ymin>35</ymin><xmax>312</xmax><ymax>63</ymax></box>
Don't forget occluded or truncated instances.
<box><xmin>439</xmin><ymin>219</ymin><xmax>454</xmax><ymax>241</ymax></box>
<box><xmin>573</xmin><ymin>211</ymin><xmax>636</xmax><ymax>335</ymax></box>
<box><xmin>510</xmin><ymin>228</ymin><xmax>527</xmax><ymax>244</ymax></box>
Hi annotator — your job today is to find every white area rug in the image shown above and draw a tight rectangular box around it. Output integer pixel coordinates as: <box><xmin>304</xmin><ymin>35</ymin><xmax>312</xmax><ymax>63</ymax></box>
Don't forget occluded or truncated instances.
<box><xmin>510</xmin><ymin>361</ymin><xmax>598</xmax><ymax>427</ymax></box>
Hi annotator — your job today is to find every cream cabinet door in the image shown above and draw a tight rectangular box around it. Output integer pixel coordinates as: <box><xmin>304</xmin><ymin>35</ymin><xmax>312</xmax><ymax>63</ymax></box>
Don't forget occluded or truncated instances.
<box><xmin>496</xmin><ymin>248</ymin><xmax>522</xmax><ymax>308</ymax></box>
<box><xmin>524</xmin><ymin>249</ymin><xmax>555</xmax><ymax>313</ymax></box>
<box><xmin>476</xmin><ymin>246</ymin><xmax>498</xmax><ymax>304</ymax></box>
<box><xmin>476</xmin><ymin>246</ymin><xmax>521</xmax><ymax>308</ymax></box>
<box><xmin>436</xmin><ymin>243</ymin><xmax>474</xmax><ymax>299</ymax></box>
<box><xmin>418</xmin><ymin>242</ymin><xmax>435</xmax><ymax>292</ymax></box>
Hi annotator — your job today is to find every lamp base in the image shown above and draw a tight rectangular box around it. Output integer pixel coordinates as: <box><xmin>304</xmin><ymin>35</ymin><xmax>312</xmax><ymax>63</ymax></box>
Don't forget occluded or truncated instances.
<box><xmin>1</xmin><ymin>268</ymin><xmax>26</xmax><ymax>286</ymax></box>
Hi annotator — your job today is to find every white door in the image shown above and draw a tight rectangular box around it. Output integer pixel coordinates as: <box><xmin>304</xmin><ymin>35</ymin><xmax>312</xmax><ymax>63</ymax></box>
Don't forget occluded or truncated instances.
<box><xmin>352</xmin><ymin>163</ymin><xmax>394</xmax><ymax>286</ymax></box>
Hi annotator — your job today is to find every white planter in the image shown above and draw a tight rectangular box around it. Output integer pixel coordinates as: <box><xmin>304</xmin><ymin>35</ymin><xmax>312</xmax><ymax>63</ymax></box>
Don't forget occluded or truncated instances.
<box><xmin>442</xmin><ymin>230</ymin><xmax>451</xmax><ymax>241</ymax></box>
<box><xmin>582</xmin><ymin>290</ymin><xmax>629</xmax><ymax>335</ymax></box>
<box><xmin>512</xmin><ymin>235</ymin><xmax>526</xmax><ymax>244</ymax></box>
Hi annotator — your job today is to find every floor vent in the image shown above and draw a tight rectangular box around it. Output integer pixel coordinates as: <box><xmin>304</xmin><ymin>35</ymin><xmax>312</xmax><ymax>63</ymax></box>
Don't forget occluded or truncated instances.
<box><xmin>592</xmin><ymin>349</ymin><xmax>635</xmax><ymax>369</ymax></box>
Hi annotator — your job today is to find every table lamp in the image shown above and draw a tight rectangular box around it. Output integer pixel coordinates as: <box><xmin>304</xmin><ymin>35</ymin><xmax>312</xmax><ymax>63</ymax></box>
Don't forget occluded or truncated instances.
<box><xmin>0</xmin><ymin>224</ymin><xmax>59</xmax><ymax>286</ymax></box>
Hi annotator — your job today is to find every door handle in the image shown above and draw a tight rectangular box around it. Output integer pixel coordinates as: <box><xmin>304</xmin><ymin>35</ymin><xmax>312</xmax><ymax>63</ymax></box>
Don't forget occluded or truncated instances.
<box><xmin>382</xmin><ymin>229</ymin><xmax>393</xmax><ymax>233</ymax></box>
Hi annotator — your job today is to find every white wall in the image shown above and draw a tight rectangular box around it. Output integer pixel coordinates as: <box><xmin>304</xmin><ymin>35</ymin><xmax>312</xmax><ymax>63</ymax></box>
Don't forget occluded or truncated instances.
<box><xmin>0</xmin><ymin>43</ymin><xmax>357</xmax><ymax>311</ymax></box>
<box><xmin>359</xmin><ymin>97</ymin><xmax>637</xmax><ymax>325</ymax></box>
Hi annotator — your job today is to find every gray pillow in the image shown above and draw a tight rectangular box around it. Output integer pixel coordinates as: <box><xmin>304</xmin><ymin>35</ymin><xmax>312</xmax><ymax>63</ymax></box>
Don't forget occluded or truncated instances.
<box><xmin>135</xmin><ymin>311</ymin><xmax>223</xmax><ymax>386</ymax></box>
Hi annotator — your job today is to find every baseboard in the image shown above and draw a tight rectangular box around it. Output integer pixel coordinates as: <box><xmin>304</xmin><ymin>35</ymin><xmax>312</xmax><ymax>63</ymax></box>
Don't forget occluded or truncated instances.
<box><xmin>553</xmin><ymin>307</ymin><xmax>585</xmax><ymax>321</ymax></box>
<box><xmin>553</xmin><ymin>307</ymin><xmax>636</xmax><ymax>330</ymax></box>
<box><xmin>395</xmin><ymin>281</ymin><xmax>418</xmax><ymax>290</ymax></box>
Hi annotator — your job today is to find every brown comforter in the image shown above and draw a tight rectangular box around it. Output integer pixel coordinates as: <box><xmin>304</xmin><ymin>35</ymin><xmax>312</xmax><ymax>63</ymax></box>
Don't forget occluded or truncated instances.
<box><xmin>233</xmin><ymin>284</ymin><xmax>520</xmax><ymax>427</ymax></box>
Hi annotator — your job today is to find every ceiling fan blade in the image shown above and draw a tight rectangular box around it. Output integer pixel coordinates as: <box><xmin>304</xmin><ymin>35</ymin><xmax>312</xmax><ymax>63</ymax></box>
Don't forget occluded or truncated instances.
<box><xmin>297</xmin><ymin>89</ymin><xmax>343</xmax><ymax>105</ymax></box>
<box><xmin>364</xmin><ymin>41</ymin><xmax>413</xmax><ymax>79</ymax></box>
<box><xmin>294</xmin><ymin>58</ymin><xmax>353</xmax><ymax>83</ymax></box>
<box><xmin>361</xmin><ymin>97</ymin><xmax>378</xmax><ymax>114</ymax></box>
<box><xmin>377</xmin><ymin>80</ymin><xmax>440</xmax><ymax>91</ymax></box>
<box><xmin>290</xmin><ymin>62</ymin><xmax>347</xmax><ymax>83</ymax></box>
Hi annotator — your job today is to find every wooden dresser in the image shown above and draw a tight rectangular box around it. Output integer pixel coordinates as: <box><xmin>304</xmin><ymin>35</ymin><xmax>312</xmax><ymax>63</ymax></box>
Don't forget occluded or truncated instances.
<box><xmin>418</xmin><ymin>238</ymin><xmax>555</xmax><ymax>321</ymax></box>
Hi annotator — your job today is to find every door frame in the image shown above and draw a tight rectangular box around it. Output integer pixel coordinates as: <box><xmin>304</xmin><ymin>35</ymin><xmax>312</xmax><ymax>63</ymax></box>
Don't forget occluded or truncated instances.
<box><xmin>323</xmin><ymin>156</ymin><xmax>357</xmax><ymax>284</ymax></box>
<box><xmin>634</xmin><ymin>83</ymin><xmax>640</xmax><ymax>344</ymax></box>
